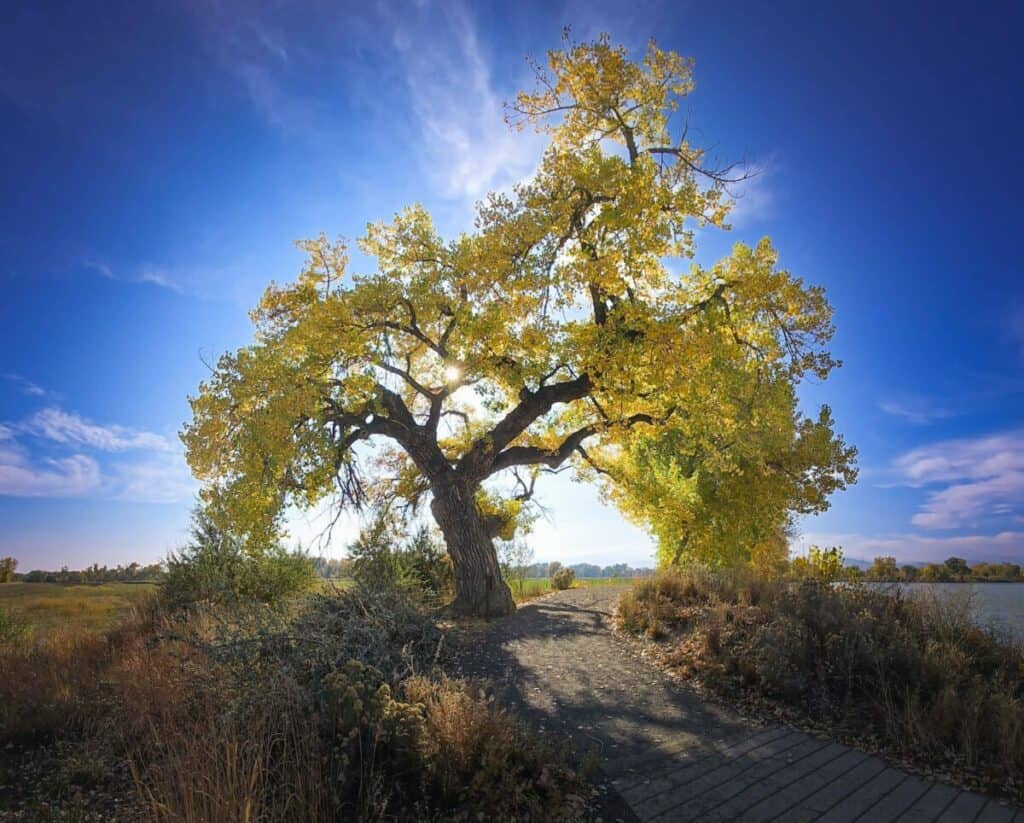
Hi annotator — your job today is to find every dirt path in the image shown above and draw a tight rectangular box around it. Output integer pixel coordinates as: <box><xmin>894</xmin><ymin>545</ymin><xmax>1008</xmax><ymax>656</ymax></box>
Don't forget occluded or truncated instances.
<box><xmin>453</xmin><ymin>585</ymin><xmax>1021</xmax><ymax>823</ymax></box>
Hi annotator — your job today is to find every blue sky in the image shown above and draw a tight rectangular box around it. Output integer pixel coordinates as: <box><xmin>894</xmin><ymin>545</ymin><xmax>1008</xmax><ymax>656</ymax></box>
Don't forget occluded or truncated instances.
<box><xmin>2</xmin><ymin>0</ymin><xmax>1022</xmax><ymax>569</ymax></box>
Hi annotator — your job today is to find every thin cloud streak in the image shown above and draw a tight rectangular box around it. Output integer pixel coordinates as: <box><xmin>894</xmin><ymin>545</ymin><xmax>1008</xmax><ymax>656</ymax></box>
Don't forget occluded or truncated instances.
<box><xmin>879</xmin><ymin>395</ymin><xmax>954</xmax><ymax>425</ymax></box>
<box><xmin>725</xmin><ymin>160</ymin><xmax>775</xmax><ymax>227</ymax></box>
<box><xmin>892</xmin><ymin>429</ymin><xmax>1024</xmax><ymax>529</ymax></box>
<box><xmin>114</xmin><ymin>451</ymin><xmax>198</xmax><ymax>504</ymax></box>
<box><xmin>0</xmin><ymin>444</ymin><xmax>102</xmax><ymax>498</ymax></box>
<box><xmin>2</xmin><ymin>373</ymin><xmax>47</xmax><ymax>398</ymax></box>
<box><xmin>388</xmin><ymin>3</ymin><xmax>543</xmax><ymax>202</ymax></box>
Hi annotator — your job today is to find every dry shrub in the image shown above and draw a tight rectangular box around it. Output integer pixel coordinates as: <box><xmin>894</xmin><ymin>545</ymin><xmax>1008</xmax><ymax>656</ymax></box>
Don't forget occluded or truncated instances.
<box><xmin>406</xmin><ymin>676</ymin><xmax>589</xmax><ymax>820</ymax></box>
<box><xmin>124</xmin><ymin>660</ymin><xmax>327</xmax><ymax>822</ymax></box>
<box><xmin>551</xmin><ymin>567</ymin><xmax>576</xmax><ymax>590</ymax></box>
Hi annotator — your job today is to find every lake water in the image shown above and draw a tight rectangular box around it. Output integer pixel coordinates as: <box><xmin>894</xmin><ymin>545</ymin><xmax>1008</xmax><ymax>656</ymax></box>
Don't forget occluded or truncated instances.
<box><xmin>872</xmin><ymin>582</ymin><xmax>1024</xmax><ymax>641</ymax></box>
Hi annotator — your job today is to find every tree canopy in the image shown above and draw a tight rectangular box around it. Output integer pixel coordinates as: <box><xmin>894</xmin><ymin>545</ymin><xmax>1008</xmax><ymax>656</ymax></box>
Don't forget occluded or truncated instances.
<box><xmin>183</xmin><ymin>33</ymin><xmax>856</xmax><ymax>615</ymax></box>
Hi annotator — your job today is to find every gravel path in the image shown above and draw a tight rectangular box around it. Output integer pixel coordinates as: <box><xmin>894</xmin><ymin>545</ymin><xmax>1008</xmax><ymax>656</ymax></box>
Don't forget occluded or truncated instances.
<box><xmin>453</xmin><ymin>585</ymin><xmax>1022</xmax><ymax>823</ymax></box>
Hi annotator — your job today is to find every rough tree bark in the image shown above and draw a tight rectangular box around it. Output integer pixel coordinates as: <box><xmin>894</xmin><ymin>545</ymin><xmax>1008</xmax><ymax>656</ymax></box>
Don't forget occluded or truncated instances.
<box><xmin>430</xmin><ymin>478</ymin><xmax>516</xmax><ymax>617</ymax></box>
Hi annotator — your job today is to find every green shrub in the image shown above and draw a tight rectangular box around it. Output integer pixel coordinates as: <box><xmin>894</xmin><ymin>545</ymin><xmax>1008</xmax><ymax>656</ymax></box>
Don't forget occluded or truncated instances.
<box><xmin>349</xmin><ymin>515</ymin><xmax>453</xmax><ymax>602</ymax></box>
<box><xmin>161</xmin><ymin>508</ymin><xmax>316</xmax><ymax>610</ymax></box>
<box><xmin>400</xmin><ymin>525</ymin><xmax>454</xmax><ymax>601</ymax></box>
<box><xmin>551</xmin><ymin>568</ymin><xmax>575</xmax><ymax>590</ymax></box>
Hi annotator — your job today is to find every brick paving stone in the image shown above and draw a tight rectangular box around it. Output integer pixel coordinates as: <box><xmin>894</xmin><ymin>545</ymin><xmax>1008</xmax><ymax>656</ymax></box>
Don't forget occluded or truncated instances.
<box><xmin>634</xmin><ymin>734</ymin><xmax>820</xmax><ymax>819</ymax></box>
<box><xmin>729</xmin><ymin>743</ymin><xmax>854</xmax><ymax>821</ymax></box>
<box><xmin>896</xmin><ymin>783</ymin><xmax>961</xmax><ymax>822</ymax></box>
<box><xmin>674</xmin><ymin>740</ymin><xmax>847</xmax><ymax>823</ymax></box>
<box><xmin>622</xmin><ymin>729</ymin><xmax>808</xmax><ymax>810</ymax></box>
<box><xmin>784</xmin><ymin>753</ymin><xmax>889</xmax><ymax>817</ymax></box>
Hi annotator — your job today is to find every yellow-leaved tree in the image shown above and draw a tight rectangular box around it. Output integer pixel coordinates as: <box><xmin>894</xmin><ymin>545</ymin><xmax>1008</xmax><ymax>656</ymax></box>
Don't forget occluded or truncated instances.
<box><xmin>183</xmin><ymin>34</ymin><xmax>855</xmax><ymax>616</ymax></box>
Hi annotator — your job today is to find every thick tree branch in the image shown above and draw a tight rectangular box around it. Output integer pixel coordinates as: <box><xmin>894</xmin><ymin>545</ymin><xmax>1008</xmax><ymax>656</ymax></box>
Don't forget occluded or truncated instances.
<box><xmin>458</xmin><ymin>374</ymin><xmax>593</xmax><ymax>480</ymax></box>
<box><xmin>489</xmin><ymin>424</ymin><xmax>599</xmax><ymax>474</ymax></box>
<box><xmin>486</xmin><ymin>411</ymin><xmax>657</xmax><ymax>477</ymax></box>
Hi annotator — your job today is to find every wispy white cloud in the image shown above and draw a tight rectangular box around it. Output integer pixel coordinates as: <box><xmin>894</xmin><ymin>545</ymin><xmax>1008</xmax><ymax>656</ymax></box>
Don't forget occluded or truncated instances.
<box><xmin>0</xmin><ymin>444</ymin><xmax>102</xmax><ymax>498</ymax></box>
<box><xmin>79</xmin><ymin>258</ymin><xmax>234</xmax><ymax>299</ymax></box>
<box><xmin>387</xmin><ymin>4</ymin><xmax>543</xmax><ymax>202</ymax></box>
<box><xmin>113</xmin><ymin>451</ymin><xmax>198</xmax><ymax>504</ymax></box>
<box><xmin>182</xmin><ymin>1</ymin><xmax>545</xmax><ymax>207</ymax></box>
<box><xmin>24</xmin><ymin>408</ymin><xmax>173</xmax><ymax>452</ymax></box>
<box><xmin>137</xmin><ymin>264</ymin><xmax>186</xmax><ymax>294</ymax></box>
<box><xmin>185</xmin><ymin>0</ymin><xmax>321</xmax><ymax>136</ymax></box>
<box><xmin>2</xmin><ymin>373</ymin><xmax>47</xmax><ymax>398</ymax></box>
<box><xmin>81</xmin><ymin>260</ymin><xmax>115</xmax><ymax>280</ymax></box>
<box><xmin>878</xmin><ymin>394</ymin><xmax>954</xmax><ymax>425</ymax></box>
<box><xmin>892</xmin><ymin>429</ymin><xmax>1024</xmax><ymax>529</ymax></box>
<box><xmin>0</xmin><ymin>405</ymin><xmax>193</xmax><ymax>503</ymax></box>
<box><xmin>725</xmin><ymin>160</ymin><xmax>775</xmax><ymax>227</ymax></box>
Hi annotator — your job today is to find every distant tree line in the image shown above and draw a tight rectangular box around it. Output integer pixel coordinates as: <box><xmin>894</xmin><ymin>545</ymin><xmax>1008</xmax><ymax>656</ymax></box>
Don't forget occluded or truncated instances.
<box><xmin>0</xmin><ymin>551</ymin><xmax>649</xmax><ymax>586</ymax></box>
<box><xmin>310</xmin><ymin>555</ymin><xmax>652</xmax><ymax>581</ymax></box>
<box><xmin>8</xmin><ymin>561</ymin><xmax>165</xmax><ymax>584</ymax></box>
<box><xmin>311</xmin><ymin>556</ymin><xmax>353</xmax><ymax>579</ymax></box>
<box><xmin>857</xmin><ymin>556</ymin><xmax>1022</xmax><ymax>583</ymax></box>
<box><xmin>525</xmin><ymin>561</ymin><xmax>653</xmax><ymax>579</ymax></box>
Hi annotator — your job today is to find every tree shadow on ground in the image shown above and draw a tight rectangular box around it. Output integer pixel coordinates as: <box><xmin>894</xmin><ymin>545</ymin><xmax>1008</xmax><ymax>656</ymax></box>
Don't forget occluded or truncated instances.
<box><xmin>448</xmin><ymin>587</ymin><xmax>761</xmax><ymax>819</ymax></box>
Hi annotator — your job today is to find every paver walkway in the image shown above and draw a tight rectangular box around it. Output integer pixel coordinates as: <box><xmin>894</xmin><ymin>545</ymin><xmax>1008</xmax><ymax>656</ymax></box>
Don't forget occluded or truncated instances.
<box><xmin>453</xmin><ymin>585</ymin><xmax>1022</xmax><ymax>822</ymax></box>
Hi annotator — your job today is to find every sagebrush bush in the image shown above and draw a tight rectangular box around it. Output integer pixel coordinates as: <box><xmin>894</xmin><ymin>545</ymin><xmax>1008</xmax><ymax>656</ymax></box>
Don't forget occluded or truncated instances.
<box><xmin>618</xmin><ymin>568</ymin><xmax>1024</xmax><ymax>798</ymax></box>
<box><xmin>551</xmin><ymin>567</ymin><xmax>576</xmax><ymax>590</ymax></box>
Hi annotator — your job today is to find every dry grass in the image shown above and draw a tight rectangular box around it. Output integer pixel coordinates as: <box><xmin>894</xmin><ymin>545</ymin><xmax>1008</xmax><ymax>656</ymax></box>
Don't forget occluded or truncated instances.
<box><xmin>510</xmin><ymin>575</ymin><xmax>643</xmax><ymax>603</ymax></box>
<box><xmin>0</xmin><ymin>581</ymin><xmax>157</xmax><ymax>637</ymax></box>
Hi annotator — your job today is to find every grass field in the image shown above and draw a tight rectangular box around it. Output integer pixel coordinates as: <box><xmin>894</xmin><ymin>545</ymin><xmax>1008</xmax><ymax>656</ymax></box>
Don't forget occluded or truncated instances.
<box><xmin>0</xmin><ymin>581</ymin><xmax>157</xmax><ymax>636</ymax></box>
<box><xmin>509</xmin><ymin>576</ymin><xmax>639</xmax><ymax>602</ymax></box>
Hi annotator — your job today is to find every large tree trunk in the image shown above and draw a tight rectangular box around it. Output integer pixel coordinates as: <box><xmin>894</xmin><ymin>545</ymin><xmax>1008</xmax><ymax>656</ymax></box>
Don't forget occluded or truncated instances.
<box><xmin>430</xmin><ymin>479</ymin><xmax>515</xmax><ymax>618</ymax></box>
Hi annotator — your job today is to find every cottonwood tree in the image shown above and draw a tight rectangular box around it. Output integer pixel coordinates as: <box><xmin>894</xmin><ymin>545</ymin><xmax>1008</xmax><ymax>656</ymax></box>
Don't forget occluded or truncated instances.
<box><xmin>184</xmin><ymin>34</ymin><xmax>854</xmax><ymax>616</ymax></box>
